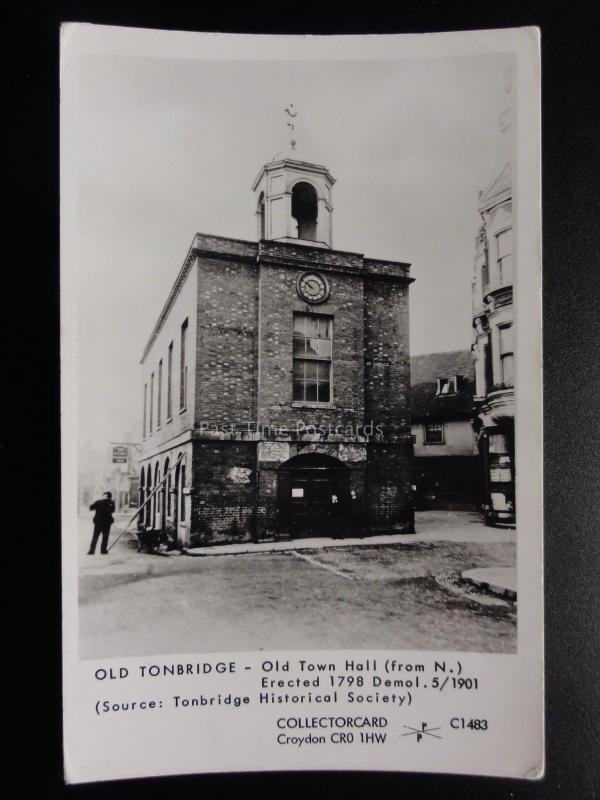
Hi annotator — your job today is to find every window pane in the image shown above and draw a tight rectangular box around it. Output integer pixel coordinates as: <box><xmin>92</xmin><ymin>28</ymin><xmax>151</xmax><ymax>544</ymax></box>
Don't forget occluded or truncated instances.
<box><xmin>497</xmin><ymin>228</ymin><xmax>512</xmax><ymax>258</ymax></box>
<box><xmin>501</xmin><ymin>354</ymin><xmax>514</xmax><ymax>386</ymax></box>
<box><xmin>317</xmin><ymin>361</ymin><xmax>330</xmax><ymax>381</ymax></box>
<box><xmin>305</xmin><ymin>361</ymin><xmax>318</xmax><ymax>380</ymax></box>
<box><xmin>488</xmin><ymin>433</ymin><xmax>508</xmax><ymax>454</ymax></box>
<box><xmin>293</xmin><ymin>315</ymin><xmax>305</xmax><ymax>335</ymax></box>
<box><xmin>305</xmin><ymin>316</ymin><xmax>319</xmax><ymax>337</ymax></box>
<box><xmin>490</xmin><ymin>454</ymin><xmax>512</xmax><ymax>482</ymax></box>
<box><xmin>500</xmin><ymin>254</ymin><xmax>513</xmax><ymax>282</ymax></box>
<box><xmin>292</xmin><ymin>314</ymin><xmax>333</xmax><ymax>404</ymax></box>
<box><xmin>293</xmin><ymin>380</ymin><xmax>304</xmax><ymax>400</ymax></box>
<box><xmin>306</xmin><ymin>338</ymin><xmax>320</xmax><ymax>357</ymax></box>
<box><xmin>318</xmin><ymin>318</ymin><xmax>331</xmax><ymax>338</ymax></box>
<box><xmin>426</xmin><ymin>423</ymin><xmax>444</xmax><ymax>443</ymax></box>
<box><xmin>318</xmin><ymin>339</ymin><xmax>331</xmax><ymax>358</ymax></box>
<box><xmin>305</xmin><ymin>381</ymin><xmax>318</xmax><ymax>402</ymax></box>
<box><xmin>499</xmin><ymin>325</ymin><xmax>513</xmax><ymax>354</ymax></box>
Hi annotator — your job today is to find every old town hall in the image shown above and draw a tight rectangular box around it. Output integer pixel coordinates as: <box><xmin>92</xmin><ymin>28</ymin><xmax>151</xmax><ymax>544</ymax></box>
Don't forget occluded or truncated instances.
<box><xmin>138</xmin><ymin>151</ymin><xmax>414</xmax><ymax>547</ymax></box>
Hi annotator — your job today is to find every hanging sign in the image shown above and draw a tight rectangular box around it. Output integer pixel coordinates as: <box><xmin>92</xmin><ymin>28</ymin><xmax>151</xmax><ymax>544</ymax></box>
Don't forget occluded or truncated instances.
<box><xmin>112</xmin><ymin>445</ymin><xmax>128</xmax><ymax>463</ymax></box>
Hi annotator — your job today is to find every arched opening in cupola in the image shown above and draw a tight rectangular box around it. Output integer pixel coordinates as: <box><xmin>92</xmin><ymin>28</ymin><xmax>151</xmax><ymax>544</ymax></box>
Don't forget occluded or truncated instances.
<box><xmin>291</xmin><ymin>182</ymin><xmax>318</xmax><ymax>241</ymax></box>
<box><xmin>257</xmin><ymin>192</ymin><xmax>265</xmax><ymax>239</ymax></box>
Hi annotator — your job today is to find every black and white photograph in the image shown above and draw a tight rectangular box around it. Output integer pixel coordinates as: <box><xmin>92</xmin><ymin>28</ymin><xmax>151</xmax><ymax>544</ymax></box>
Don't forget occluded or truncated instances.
<box><xmin>61</xmin><ymin>24</ymin><xmax>543</xmax><ymax>782</ymax></box>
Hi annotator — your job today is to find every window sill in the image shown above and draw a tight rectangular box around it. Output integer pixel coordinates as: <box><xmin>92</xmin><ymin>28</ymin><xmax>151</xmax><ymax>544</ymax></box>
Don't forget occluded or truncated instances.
<box><xmin>291</xmin><ymin>401</ymin><xmax>335</xmax><ymax>409</ymax></box>
<box><xmin>179</xmin><ymin>407</ymin><xmax>187</xmax><ymax>415</ymax></box>
<box><xmin>166</xmin><ymin>416</ymin><xmax>172</xmax><ymax>424</ymax></box>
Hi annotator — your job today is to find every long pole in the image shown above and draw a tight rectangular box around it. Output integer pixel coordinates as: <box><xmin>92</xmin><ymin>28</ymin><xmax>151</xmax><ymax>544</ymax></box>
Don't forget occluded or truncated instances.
<box><xmin>107</xmin><ymin>453</ymin><xmax>185</xmax><ymax>552</ymax></box>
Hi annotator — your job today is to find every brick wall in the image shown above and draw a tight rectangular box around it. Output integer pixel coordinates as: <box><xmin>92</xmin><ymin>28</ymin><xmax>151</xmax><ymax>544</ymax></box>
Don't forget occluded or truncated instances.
<box><xmin>195</xmin><ymin>233</ymin><xmax>257</xmax><ymax>261</ymax></box>
<box><xmin>364</xmin><ymin>278</ymin><xmax>411</xmax><ymax>435</ymax></box>
<box><xmin>191</xmin><ymin>441</ymin><xmax>257</xmax><ymax>545</ymax></box>
<box><xmin>196</xmin><ymin>257</ymin><xmax>258</xmax><ymax>427</ymax></box>
<box><xmin>257</xmin><ymin>263</ymin><xmax>365</xmax><ymax>430</ymax></box>
<box><xmin>365</xmin><ymin>441</ymin><xmax>414</xmax><ymax>531</ymax></box>
<box><xmin>259</xmin><ymin>239</ymin><xmax>364</xmax><ymax>272</ymax></box>
<box><xmin>140</xmin><ymin>232</ymin><xmax>415</xmax><ymax>546</ymax></box>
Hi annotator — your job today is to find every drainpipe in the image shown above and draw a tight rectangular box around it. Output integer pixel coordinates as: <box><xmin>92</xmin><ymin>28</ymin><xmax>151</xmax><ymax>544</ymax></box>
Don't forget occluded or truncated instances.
<box><xmin>253</xmin><ymin>464</ymin><xmax>260</xmax><ymax>543</ymax></box>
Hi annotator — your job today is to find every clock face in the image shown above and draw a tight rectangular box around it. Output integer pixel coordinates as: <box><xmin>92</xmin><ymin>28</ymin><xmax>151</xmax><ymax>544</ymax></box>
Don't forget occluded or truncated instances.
<box><xmin>297</xmin><ymin>272</ymin><xmax>330</xmax><ymax>304</ymax></box>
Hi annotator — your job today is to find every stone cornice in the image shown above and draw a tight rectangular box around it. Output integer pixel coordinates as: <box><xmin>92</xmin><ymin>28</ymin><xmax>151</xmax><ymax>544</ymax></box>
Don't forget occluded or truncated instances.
<box><xmin>190</xmin><ymin>429</ymin><xmax>413</xmax><ymax>444</ymax></box>
<box><xmin>139</xmin><ymin>428</ymin><xmax>194</xmax><ymax>461</ymax></box>
<box><xmin>478</xmin><ymin>388</ymin><xmax>515</xmax><ymax>424</ymax></box>
<box><xmin>252</xmin><ymin>158</ymin><xmax>335</xmax><ymax>190</ymax></box>
<box><xmin>195</xmin><ymin>248</ymin><xmax>257</xmax><ymax>266</ymax></box>
<box><xmin>479</xmin><ymin>188</ymin><xmax>511</xmax><ymax>215</ymax></box>
<box><xmin>258</xmin><ymin>239</ymin><xmax>363</xmax><ymax>268</ymax></box>
<box><xmin>258</xmin><ymin>254</ymin><xmax>413</xmax><ymax>284</ymax></box>
<box><xmin>140</xmin><ymin>242</ymin><xmax>198</xmax><ymax>364</ymax></box>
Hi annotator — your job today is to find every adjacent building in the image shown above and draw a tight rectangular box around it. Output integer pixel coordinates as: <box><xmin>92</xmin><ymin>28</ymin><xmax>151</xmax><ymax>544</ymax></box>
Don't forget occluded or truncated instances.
<box><xmin>79</xmin><ymin>437</ymin><xmax>140</xmax><ymax>512</ymax></box>
<box><xmin>410</xmin><ymin>350</ymin><xmax>481</xmax><ymax>509</ymax></box>
<box><xmin>138</xmin><ymin>155</ymin><xmax>415</xmax><ymax>547</ymax></box>
<box><xmin>471</xmin><ymin>161</ymin><xmax>515</xmax><ymax>526</ymax></box>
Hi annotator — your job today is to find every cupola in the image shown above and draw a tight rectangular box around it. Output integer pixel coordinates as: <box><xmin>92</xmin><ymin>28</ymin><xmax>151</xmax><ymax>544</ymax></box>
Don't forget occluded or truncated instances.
<box><xmin>252</xmin><ymin>157</ymin><xmax>335</xmax><ymax>249</ymax></box>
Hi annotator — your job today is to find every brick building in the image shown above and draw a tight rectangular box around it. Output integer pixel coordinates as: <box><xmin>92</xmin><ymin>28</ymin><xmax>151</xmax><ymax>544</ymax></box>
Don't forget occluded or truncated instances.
<box><xmin>138</xmin><ymin>156</ymin><xmax>414</xmax><ymax>547</ymax></box>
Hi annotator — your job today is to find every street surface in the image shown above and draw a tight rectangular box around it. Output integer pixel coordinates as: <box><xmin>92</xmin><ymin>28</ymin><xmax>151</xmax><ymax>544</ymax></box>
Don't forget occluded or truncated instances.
<box><xmin>78</xmin><ymin>511</ymin><xmax>516</xmax><ymax>660</ymax></box>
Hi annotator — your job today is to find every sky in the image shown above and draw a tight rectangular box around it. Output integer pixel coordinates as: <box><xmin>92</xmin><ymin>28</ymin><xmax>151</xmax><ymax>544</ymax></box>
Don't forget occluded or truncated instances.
<box><xmin>70</xmin><ymin>47</ymin><xmax>511</xmax><ymax>451</ymax></box>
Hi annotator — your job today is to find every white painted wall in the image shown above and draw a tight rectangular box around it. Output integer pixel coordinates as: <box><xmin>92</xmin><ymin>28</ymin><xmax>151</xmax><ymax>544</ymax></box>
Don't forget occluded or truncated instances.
<box><xmin>412</xmin><ymin>419</ymin><xmax>477</xmax><ymax>457</ymax></box>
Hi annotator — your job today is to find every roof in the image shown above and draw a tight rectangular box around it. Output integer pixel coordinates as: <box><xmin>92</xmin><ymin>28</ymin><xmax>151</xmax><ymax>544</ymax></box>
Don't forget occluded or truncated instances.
<box><xmin>252</xmin><ymin>157</ymin><xmax>335</xmax><ymax>191</ymax></box>
<box><xmin>479</xmin><ymin>161</ymin><xmax>512</xmax><ymax>211</ymax></box>
<box><xmin>410</xmin><ymin>350</ymin><xmax>475</xmax><ymax>421</ymax></box>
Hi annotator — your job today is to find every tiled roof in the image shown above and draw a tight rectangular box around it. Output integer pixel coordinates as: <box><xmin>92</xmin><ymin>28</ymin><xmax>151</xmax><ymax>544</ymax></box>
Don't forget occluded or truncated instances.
<box><xmin>410</xmin><ymin>350</ymin><xmax>475</xmax><ymax>421</ymax></box>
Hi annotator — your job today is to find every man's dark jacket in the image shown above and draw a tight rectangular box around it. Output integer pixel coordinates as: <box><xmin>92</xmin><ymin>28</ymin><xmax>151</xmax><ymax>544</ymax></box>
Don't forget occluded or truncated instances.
<box><xmin>90</xmin><ymin>498</ymin><xmax>115</xmax><ymax>526</ymax></box>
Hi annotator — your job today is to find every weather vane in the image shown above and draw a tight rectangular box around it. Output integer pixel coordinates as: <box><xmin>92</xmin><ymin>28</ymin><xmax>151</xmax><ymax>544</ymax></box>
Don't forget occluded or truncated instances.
<box><xmin>284</xmin><ymin>104</ymin><xmax>297</xmax><ymax>151</ymax></box>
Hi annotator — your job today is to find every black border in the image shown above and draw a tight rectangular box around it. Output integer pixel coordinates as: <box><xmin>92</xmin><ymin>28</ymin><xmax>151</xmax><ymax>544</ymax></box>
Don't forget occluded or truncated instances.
<box><xmin>11</xmin><ymin>2</ymin><xmax>599</xmax><ymax>798</ymax></box>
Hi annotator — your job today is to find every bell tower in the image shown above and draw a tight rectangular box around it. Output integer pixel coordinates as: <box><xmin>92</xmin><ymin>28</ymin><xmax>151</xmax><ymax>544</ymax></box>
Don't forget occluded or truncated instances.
<box><xmin>252</xmin><ymin>157</ymin><xmax>335</xmax><ymax>249</ymax></box>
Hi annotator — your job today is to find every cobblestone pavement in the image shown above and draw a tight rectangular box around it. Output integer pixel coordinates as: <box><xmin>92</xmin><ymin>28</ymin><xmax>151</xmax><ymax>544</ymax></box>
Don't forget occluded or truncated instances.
<box><xmin>78</xmin><ymin>511</ymin><xmax>516</xmax><ymax>660</ymax></box>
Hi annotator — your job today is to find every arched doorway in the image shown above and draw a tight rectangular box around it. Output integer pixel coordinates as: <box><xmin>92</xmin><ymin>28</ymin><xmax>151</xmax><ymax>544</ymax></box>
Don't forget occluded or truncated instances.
<box><xmin>154</xmin><ymin>462</ymin><xmax>161</xmax><ymax>530</ymax></box>
<box><xmin>139</xmin><ymin>466</ymin><xmax>145</xmax><ymax>508</ymax></box>
<box><xmin>145</xmin><ymin>468</ymin><xmax>153</xmax><ymax>528</ymax></box>
<box><xmin>291</xmin><ymin>181</ymin><xmax>318</xmax><ymax>241</ymax></box>
<box><xmin>163</xmin><ymin>456</ymin><xmax>170</xmax><ymax>535</ymax></box>
<box><xmin>173</xmin><ymin>457</ymin><xmax>181</xmax><ymax>532</ymax></box>
<box><xmin>278</xmin><ymin>452</ymin><xmax>349</xmax><ymax>537</ymax></box>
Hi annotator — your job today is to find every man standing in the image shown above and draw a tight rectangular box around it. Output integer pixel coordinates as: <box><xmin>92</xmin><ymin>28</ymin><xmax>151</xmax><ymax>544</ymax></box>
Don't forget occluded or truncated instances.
<box><xmin>330</xmin><ymin>493</ymin><xmax>342</xmax><ymax>539</ymax></box>
<box><xmin>348</xmin><ymin>489</ymin><xmax>366</xmax><ymax>538</ymax></box>
<box><xmin>88</xmin><ymin>492</ymin><xmax>115</xmax><ymax>554</ymax></box>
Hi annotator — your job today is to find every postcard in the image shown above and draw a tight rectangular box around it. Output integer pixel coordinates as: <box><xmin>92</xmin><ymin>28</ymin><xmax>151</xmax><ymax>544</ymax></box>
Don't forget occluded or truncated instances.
<box><xmin>61</xmin><ymin>23</ymin><xmax>542</xmax><ymax>782</ymax></box>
